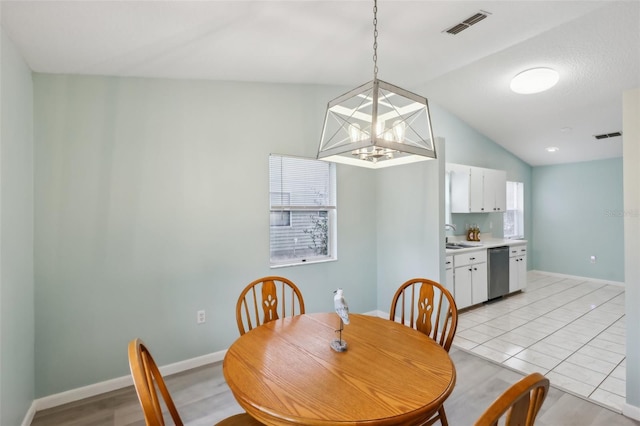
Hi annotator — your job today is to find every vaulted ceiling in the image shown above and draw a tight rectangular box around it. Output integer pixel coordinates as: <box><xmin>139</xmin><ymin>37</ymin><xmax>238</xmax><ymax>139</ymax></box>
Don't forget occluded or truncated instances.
<box><xmin>2</xmin><ymin>0</ymin><xmax>638</xmax><ymax>166</ymax></box>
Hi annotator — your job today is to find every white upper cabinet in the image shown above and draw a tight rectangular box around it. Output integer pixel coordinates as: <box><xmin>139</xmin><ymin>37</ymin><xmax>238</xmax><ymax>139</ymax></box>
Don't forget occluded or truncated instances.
<box><xmin>483</xmin><ymin>168</ymin><xmax>507</xmax><ymax>212</ymax></box>
<box><xmin>448</xmin><ymin>163</ymin><xmax>506</xmax><ymax>213</ymax></box>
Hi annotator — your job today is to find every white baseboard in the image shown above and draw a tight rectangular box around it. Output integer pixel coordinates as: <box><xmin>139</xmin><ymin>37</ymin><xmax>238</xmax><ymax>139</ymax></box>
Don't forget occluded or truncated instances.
<box><xmin>31</xmin><ymin>348</ymin><xmax>227</xmax><ymax>412</ymax></box>
<box><xmin>21</xmin><ymin>401</ymin><xmax>37</xmax><ymax>426</ymax></box>
<box><xmin>18</xmin><ymin>307</ymin><xmax>484</xmax><ymax>421</ymax></box>
<box><xmin>25</xmin><ymin>313</ymin><xmax>384</xmax><ymax>419</ymax></box>
<box><xmin>623</xmin><ymin>403</ymin><xmax>640</xmax><ymax>421</ymax></box>
<box><xmin>365</xmin><ymin>309</ymin><xmax>387</xmax><ymax>318</ymax></box>
<box><xmin>530</xmin><ymin>270</ymin><xmax>625</xmax><ymax>287</ymax></box>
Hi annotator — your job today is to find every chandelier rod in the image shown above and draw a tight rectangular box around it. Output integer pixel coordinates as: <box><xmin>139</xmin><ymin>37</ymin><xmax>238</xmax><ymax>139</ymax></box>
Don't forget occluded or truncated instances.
<box><xmin>373</xmin><ymin>0</ymin><xmax>379</xmax><ymax>81</ymax></box>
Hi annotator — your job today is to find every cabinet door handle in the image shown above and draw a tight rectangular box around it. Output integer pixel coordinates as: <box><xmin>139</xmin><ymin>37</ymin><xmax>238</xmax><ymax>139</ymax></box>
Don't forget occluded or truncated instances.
<box><xmin>446</xmin><ymin>261</ymin><xmax>451</xmax><ymax>265</ymax></box>
<box><xmin>469</xmin><ymin>268</ymin><xmax>472</xmax><ymax>271</ymax></box>
<box><xmin>473</xmin><ymin>267</ymin><xmax>477</xmax><ymax>271</ymax></box>
<box><xmin>470</xmin><ymin>257</ymin><xmax>475</xmax><ymax>260</ymax></box>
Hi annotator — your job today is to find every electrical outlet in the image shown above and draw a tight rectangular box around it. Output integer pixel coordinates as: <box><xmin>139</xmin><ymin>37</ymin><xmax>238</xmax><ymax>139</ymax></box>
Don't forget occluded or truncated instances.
<box><xmin>589</xmin><ymin>255</ymin><xmax>597</xmax><ymax>264</ymax></box>
<box><xmin>197</xmin><ymin>310</ymin><xmax>206</xmax><ymax>324</ymax></box>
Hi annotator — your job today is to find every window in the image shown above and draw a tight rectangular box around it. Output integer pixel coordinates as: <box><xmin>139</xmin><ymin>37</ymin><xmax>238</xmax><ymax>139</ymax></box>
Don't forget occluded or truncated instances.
<box><xmin>504</xmin><ymin>181</ymin><xmax>524</xmax><ymax>239</ymax></box>
<box><xmin>269</xmin><ymin>155</ymin><xmax>336</xmax><ymax>266</ymax></box>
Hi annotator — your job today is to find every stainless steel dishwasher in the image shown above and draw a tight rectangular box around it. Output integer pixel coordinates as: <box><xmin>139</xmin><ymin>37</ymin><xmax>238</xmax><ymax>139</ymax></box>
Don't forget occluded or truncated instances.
<box><xmin>488</xmin><ymin>246</ymin><xmax>510</xmax><ymax>300</ymax></box>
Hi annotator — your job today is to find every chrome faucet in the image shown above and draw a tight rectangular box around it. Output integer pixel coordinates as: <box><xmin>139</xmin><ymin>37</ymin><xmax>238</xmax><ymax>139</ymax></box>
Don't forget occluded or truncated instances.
<box><xmin>445</xmin><ymin>223</ymin><xmax>457</xmax><ymax>231</ymax></box>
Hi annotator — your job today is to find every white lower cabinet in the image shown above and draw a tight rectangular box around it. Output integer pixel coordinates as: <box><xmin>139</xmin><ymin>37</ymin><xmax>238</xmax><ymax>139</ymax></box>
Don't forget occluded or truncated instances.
<box><xmin>445</xmin><ymin>255</ymin><xmax>454</xmax><ymax>296</ymax></box>
<box><xmin>453</xmin><ymin>250</ymin><xmax>488</xmax><ymax>309</ymax></box>
<box><xmin>509</xmin><ymin>244</ymin><xmax>527</xmax><ymax>292</ymax></box>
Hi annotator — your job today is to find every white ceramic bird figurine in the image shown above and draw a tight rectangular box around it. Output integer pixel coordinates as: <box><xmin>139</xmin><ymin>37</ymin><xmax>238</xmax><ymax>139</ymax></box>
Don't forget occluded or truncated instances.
<box><xmin>334</xmin><ymin>288</ymin><xmax>350</xmax><ymax>325</ymax></box>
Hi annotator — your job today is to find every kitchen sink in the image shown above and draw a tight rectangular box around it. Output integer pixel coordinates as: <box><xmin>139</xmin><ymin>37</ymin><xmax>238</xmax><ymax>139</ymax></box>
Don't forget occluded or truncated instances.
<box><xmin>446</xmin><ymin>242</ymin><xmax>484</xmax><ymax>249</ymax></box>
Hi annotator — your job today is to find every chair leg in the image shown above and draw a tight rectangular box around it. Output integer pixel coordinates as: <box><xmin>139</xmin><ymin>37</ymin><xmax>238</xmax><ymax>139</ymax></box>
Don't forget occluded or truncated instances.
<box><xmin>421</xmin><ymin>405</ymin><xmax>448</xmax><ymax>426</ymax></box>
<box><xmin>438</xmin><ymin>406</ymin><xmax>448</xmax><ymax>426</ymax></box>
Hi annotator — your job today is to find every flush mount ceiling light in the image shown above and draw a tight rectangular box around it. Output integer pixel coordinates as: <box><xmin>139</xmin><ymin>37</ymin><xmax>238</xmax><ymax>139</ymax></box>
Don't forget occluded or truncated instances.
<box><xmin>545</xmin><ymin>146</ymin><xmax>560</xmax><ymax>152</ymax></box>
<box><xmin>317</xmin><ymin>0</ymin><xmax>436</xmax><ymax>169</ymax></box>
<box><xmin>510</xmin><ymin>67</ymin><xmax>559</xmax><ymax>94</ymax></box>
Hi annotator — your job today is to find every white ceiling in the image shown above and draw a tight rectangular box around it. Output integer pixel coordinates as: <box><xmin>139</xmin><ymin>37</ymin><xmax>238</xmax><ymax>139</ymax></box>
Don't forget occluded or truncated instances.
<box><xmin>2</xmin><ymin>0</ymin><xmax>639</xmax><ymax>166</ymax></box>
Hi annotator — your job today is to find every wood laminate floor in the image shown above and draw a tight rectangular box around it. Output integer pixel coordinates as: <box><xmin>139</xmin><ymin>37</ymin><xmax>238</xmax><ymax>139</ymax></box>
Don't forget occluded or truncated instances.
<box><xmin>31</xmin><ymin>346</ymin><xmax>639</xmax><ymax>426</ymax></box>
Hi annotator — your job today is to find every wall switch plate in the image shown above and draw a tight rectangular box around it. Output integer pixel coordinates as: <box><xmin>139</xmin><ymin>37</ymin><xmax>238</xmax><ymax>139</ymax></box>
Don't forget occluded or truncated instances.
<box><xmin>197</xmin><ymin>310</ymin><xmax>206</xmax><ymax>324</ymax></box>
<box><xmin>590</xmin><ymin>255</ymin><xmax>597</xmax><ymax>264</ymax></box>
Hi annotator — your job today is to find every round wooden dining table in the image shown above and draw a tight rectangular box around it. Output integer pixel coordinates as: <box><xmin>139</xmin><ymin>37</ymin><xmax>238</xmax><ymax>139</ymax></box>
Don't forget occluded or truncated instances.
<box><xmin>223</xmin><ymin>313</ymin><xmax>456</xmax><ymax>426</ymax></box>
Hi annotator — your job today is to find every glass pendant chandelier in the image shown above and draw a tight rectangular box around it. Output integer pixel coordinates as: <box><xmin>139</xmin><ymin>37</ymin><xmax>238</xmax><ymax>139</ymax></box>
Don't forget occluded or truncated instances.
<box><xmin>317</xmin><ymin>0</ymin><xmax>437</xmax><ymax>169</ymax></box>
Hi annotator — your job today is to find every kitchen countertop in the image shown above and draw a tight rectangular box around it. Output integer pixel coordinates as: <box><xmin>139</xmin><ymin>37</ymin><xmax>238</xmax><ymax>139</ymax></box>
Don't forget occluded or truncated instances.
<box><xmin>445</xmin><ymin>238</ymin><xmax>527</xmax><ymax>255</ymax></box>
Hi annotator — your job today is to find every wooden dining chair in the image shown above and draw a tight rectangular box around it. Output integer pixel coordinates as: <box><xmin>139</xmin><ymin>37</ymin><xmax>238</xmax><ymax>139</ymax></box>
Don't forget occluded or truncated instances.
<box><xmin>389</xmin><ymin>278</ymin><xmax>458</xmax><ymax>426</ymax></box>
<box><xmin>474</xmin><ymin>372</ymin><xmax>550</xmax><ymax>426</ymax></box>
<box><xmin>128</xmin><ymin>338</ymin><xmax>263</xmax><ymax>426</ymax></box>
<box><xmin>236</xmin><ymin>276</ymin><xmax>305</xmax><ymax>335</ymax></box>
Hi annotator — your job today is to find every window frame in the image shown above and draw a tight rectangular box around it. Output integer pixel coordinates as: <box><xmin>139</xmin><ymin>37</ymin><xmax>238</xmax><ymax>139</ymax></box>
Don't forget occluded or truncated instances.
<box><xmin>269</xmin><ymin>154</ymin><xmax>337</xmax><ymax>267</ymax></box>
<box><xmin>504</xmin><ymin>180</ymin><xmax>524</xmax><ymax>239</ymax></box>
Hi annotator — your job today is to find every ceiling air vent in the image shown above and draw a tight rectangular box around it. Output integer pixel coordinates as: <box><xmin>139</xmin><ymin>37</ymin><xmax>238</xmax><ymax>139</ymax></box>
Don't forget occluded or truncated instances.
<box><xmin>594</xmin><ymin>131</ymin><xmax>622</xmax><ymax>140</ymax></box>
<box><xmin>444</xmin><ymin>11</ymin><xmax>491</xmax><ymax>35</ymax></box>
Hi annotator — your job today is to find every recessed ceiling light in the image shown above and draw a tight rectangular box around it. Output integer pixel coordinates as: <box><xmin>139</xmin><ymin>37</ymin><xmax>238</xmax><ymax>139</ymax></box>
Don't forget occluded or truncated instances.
<box><xmin>546</xmin><ymin>146</ymin><xmax>560</xmax><ymax>152</ymax></box>
<box><xmin>510</xmin><ymin>68</ymin><xmax>559</xmax><ymax>94</ymax></box>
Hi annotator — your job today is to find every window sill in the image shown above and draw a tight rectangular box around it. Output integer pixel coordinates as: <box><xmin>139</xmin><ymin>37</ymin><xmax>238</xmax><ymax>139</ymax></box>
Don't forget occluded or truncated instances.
<box><xmin>270</xmin><ymin>257</ymin><xmax>337</xmax><ymax>269</ymax></box>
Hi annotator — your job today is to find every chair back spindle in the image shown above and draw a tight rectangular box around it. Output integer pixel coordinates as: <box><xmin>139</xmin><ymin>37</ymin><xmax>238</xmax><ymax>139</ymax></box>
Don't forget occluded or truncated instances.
<box><xmin>128</xmin><ymin>338</ymin><xmax>184</xmax><ymax>426</ymax></box>
<box><xmin>236</xmin><ymin>276</ymin><xmax>305</xmax><ymax>335</ymax></box>
<box><xmin>389</xmin><ymin>278</ymin><xmax>458</xmax><ymax>352</ymax></box>
<box><xmin>474</xmin><ymin>372</ymin><xmax>550</xmax><ymax>426</ymax></box>
<box><xmin>128</xmin><ymin>338</ymin><xmax>264</xmax><ymax>426</ymax></box>
<box><xmin>389</xmin><ymin>278</ymin><xmax>459</xmax><ymax>426</ymax></box>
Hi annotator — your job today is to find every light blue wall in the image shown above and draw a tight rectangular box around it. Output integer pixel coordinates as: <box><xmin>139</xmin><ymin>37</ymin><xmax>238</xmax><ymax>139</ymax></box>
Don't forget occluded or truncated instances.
<box><xmin>0</xmin><ymin>28</ymin><xmax>35</xmax><ymax>425</ymax></box>
<box><xmin>375</xmin><ymin>138</ymin><xmax>445</xmax><ymax>314</ymax></box>
<box><xmin>531</xmin><ymin>158</ymin><xmax>624</xmax><ymax>282</ymax></box>
<box><xmin>33</xmin><ymin>74</ymin><xmax>379</xmax><ymax>397</ymax></box>
<box><xmin>25</xmin><ymin>71</ymin><xmax>632</xmax><ymax>410</ymax></box>
<box><xmin>33</xmin><ymin>74</ymin><xmax>451</xmax><ymax>398</ymax></box>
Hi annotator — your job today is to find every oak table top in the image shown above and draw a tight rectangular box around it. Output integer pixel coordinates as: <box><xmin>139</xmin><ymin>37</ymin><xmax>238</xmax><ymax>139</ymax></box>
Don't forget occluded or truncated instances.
<box><xmin>223</xmin><ymin>313</ymin><xmax>456</xmax><ymax>426</ymax></box>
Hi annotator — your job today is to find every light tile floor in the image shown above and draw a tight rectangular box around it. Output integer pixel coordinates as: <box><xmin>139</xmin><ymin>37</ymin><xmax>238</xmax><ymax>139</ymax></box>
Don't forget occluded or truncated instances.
<box><xmin>454</xmin><ymin>271</ymin><xmax>627</xmax><ymax>412</ymax></box>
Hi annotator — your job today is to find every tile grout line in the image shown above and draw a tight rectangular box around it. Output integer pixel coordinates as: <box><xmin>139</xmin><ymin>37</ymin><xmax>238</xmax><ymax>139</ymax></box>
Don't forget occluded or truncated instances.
<box><xmin>455</xmin><ymin>273</ymin><xmax>627</xmax><ymax>412</ymax></box>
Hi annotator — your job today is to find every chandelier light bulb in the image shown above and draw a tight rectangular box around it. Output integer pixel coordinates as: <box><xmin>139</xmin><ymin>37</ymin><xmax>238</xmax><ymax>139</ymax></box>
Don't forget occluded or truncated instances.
<box><xmin>375</xmin><ymin>119</ymin><xmax>386</xmax><ymax>137</ymax></box>
<box><xmin>393</xmin><ymin>120</ymin><xmax>406</xmax><ymax>142</ymax></box>
<box><xmin>349</xmin><ymin>123</ymin><xmax>361</xmax><ymax>143</ymax></box>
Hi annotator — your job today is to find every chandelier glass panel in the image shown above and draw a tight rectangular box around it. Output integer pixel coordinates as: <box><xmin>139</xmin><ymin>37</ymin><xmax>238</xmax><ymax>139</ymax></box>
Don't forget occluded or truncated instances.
<box><xmin>317</xmin><ymin>1</ymin><xmax>437</xmax><ymax>169</ymax></box>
